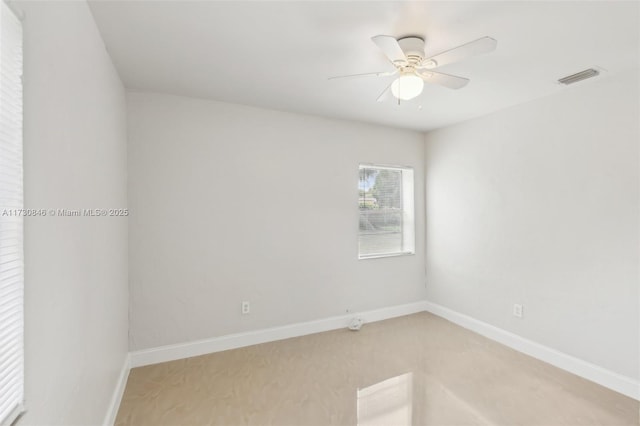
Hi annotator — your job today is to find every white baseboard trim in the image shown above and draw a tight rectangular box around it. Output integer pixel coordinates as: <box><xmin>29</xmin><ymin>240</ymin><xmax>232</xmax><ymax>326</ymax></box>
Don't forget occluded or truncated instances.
<box><xmin>129</xmin><ymin>301</ymin><xmax>427</xmax><ymax>368</ymax></box>
<box><xmin>103</xmin><ymin>353</ymin><xmax>131</xmax><ymax>426</ymax></box>
<box><xmin>423</xmin><ymin>300</ymin><xmax>640</xmax><ymax>400</ymax></box>
<box><xmin>124</xmin><ymin>300</ymin><xmax>638</xmax><ymax>403</ymax></box>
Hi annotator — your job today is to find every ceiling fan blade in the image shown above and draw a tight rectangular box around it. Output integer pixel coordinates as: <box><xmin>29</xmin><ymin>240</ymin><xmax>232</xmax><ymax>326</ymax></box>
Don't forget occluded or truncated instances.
<box><xmin>328</xmin><ymin>70</ymin><xmax>397</xmax><ymax>81</ymax></box>
<box><xmin>420</xmin><ymin>36</ymin><xmax>497</xmax><ymax>69</ymax></box>
<box><xmin>376</xmin><ymin>81</ymin><xmax>395</xmax><ymax>103</ymax></box>
<box><xmin>371</xmin><ymin>35</ymin><xmax>407</xmax><ymax>66</ymax></box>
<box><xmin>416</xmin><ymin>69</ymin><xmax>469</xmax><ymax>89</ymax></box>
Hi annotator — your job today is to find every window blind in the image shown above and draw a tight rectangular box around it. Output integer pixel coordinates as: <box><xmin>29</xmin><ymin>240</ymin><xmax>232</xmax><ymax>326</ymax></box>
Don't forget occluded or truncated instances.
<box><xmin>0</xmin><ymin>1</ymin><xmax>24</xmax><ymax>425</ymax></box>
<box><xmin>358</xmin><ymin>165</ymin><xmax>414</xmax><ymax>259</ymax></box>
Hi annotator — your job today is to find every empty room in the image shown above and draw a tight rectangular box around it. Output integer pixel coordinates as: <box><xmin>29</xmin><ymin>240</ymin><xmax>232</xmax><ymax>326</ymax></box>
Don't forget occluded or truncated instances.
<box><xmin>0</xmin><ymin>0</ymin><xmax>638</xmax><ymax>425</ymax></box>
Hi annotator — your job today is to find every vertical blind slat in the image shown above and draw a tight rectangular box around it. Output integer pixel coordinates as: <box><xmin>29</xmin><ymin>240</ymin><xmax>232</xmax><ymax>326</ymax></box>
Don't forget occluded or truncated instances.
<box><xmin>0</xmin><ymin>2</ymin><xmax>24</xmax><ymax>425</ymax></box>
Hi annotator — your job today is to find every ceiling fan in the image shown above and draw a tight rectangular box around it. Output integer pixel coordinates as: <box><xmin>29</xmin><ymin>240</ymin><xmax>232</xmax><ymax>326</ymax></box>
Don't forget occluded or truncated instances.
<box><xmin>329</xmin><ymin>35</ymin><xmax>497</xmax><ymax>102</ymax></box>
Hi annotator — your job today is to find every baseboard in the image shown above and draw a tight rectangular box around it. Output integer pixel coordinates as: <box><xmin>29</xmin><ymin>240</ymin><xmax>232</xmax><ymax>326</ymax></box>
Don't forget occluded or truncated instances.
<box><xmin>103</xmin><ymin>353</ymin><xmax>131</xmax><ymax>426</ymax></box>
<box><xmin>125</xmin><ymin>299</ymin><xmax>638</xmax><ymax>403</ymax></box>
<box><xmin>423</xmin><ymin>300</ymin><xmax>640</xmax><ymax>400</ymax></box>
<box><xmin>129</xmin><ymin>300</ymin><xmax>427</xmax><ymax>368</ymax></box>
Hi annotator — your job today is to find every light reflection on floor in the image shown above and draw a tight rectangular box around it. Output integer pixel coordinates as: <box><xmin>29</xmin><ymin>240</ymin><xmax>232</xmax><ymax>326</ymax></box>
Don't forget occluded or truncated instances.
<box><xmin>357</xmin><ymin>373</ymin><xmax>413</xmax><ymax>426</ymax></box>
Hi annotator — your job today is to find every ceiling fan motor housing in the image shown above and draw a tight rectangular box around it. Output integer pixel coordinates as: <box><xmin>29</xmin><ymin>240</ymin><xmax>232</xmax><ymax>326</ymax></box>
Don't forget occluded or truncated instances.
<box><xmin>398</xmin><ymin>36</ymin><xmax>426</xmax><ymax>66</ymax></box>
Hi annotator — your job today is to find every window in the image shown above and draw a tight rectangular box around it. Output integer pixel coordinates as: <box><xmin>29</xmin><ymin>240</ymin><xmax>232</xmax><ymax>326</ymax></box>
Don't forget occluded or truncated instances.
<box><xmin>358</xmin><ymin>164</ymin><xmax>414</xmax><ymax>259</ymax></box>
<box><xmin>0</xmin><ymin>1</ymin><xmax>24</xmax><ymax>425</ymax></box>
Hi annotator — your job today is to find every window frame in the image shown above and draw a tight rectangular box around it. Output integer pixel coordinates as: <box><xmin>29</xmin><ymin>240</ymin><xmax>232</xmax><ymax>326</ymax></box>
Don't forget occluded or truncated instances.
<box><xmin>358</xmin><ymin>163</ymin><xmax>415</xmax><ymax>260</ymax></box>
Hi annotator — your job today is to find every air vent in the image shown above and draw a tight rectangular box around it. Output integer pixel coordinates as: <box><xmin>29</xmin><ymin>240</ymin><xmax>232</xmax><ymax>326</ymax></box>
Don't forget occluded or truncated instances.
<box><xmin>558</xmin><ymin>68</ymin><xmax>600</xmax><ymax>85</ymax></box>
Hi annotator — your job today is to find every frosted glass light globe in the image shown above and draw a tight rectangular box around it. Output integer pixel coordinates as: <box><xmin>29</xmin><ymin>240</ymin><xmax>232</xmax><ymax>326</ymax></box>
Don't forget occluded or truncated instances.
<box><xmin>391</xmin><ymin>74</ymin><xmax>424</xmax><ymax>101</ymax></box>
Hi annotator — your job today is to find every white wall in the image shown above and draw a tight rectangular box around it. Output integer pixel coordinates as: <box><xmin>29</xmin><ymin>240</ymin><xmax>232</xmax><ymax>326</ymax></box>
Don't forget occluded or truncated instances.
<box><xmin>424</xmin><ymin>69</ymin><xmax>639</xmax><ymax>381</ymax></box>
<box><xmin>18</xmin><ymin>1</ymin><xmax>129</xmax><ymax>424</ymax></box>
<box><xmin>127</xmin><ymin>92</ymin><xmax>426</xmax><ymax>350</ymax></box>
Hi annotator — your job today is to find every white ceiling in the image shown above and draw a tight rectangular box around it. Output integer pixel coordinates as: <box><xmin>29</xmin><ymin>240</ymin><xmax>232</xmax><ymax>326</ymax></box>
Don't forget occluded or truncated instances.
<box><xmin>88</xmin><ymin>1</ymin><xmax>639</xmax><ymax>132</ymax></box>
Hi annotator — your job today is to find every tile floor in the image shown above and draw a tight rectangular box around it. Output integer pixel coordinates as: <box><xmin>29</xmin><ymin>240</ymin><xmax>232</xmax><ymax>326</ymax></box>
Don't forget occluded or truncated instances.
<box><xmin>116</xmin><ymin>312</ymin><xmax>639</xmax><ymax>425</ymax></box>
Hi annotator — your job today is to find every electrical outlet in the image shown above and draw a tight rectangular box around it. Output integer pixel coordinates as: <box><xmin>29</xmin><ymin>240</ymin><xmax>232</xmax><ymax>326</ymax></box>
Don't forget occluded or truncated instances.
<box><xmin>513</xmin><ymin>303</ymin><xmax>523</xmax><ymax>318</ymax></box>
<box><xmin>241</xmin><ymin>301</ymin><xmax>250</xmax><ymax>315</ymax></box>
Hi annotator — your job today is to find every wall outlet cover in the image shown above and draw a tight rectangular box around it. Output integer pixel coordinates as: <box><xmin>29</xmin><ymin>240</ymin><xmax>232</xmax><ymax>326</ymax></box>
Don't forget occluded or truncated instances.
<box><xmin>513</xmin><ymin>304</ymin><xmax>523</xmax><ymax>318</ymax></box>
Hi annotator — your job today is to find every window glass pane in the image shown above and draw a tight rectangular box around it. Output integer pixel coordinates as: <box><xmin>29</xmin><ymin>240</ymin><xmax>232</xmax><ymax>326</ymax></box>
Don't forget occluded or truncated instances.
<box><xmin>358</xmin><ymin>165</ymin><xmax>413</xmax><ymax>259</ymax></box>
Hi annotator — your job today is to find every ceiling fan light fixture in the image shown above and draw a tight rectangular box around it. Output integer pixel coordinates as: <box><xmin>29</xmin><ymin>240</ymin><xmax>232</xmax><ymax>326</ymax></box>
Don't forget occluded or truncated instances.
<box><xmin>391</xmin><ymin>74</ymin><xmax>424</xmax><ymax>100</ymax></box>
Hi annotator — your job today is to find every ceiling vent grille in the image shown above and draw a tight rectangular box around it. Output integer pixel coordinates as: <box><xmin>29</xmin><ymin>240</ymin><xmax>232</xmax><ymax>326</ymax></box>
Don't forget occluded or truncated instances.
<box><xmin>558</xmin><ymin>68</ymin><xmax>600</xmax><ymax>85</ymax></box>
